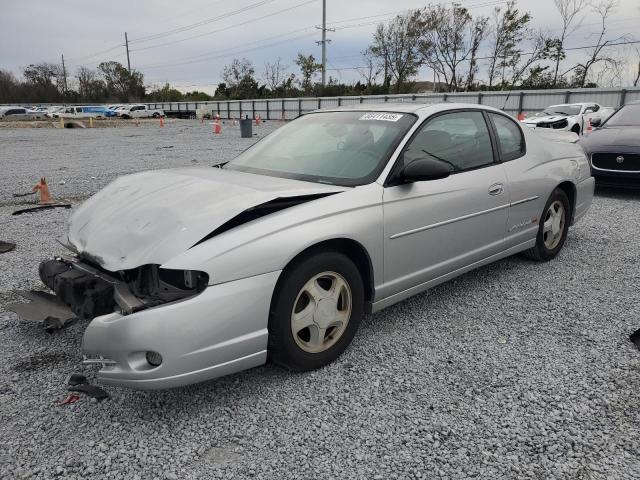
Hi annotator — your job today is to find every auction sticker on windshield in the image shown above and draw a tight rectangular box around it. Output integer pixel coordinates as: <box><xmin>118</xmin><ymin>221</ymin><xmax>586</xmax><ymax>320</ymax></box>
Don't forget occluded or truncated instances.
<box><xmin>359</xmin><ymin>112</ymin><xmax>403</xmax><ymax>122</ymax></box>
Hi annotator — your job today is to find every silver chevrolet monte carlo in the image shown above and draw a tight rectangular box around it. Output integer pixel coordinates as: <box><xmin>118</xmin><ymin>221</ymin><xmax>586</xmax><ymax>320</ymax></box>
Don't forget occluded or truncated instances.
<box><xmin>36</xmin><ymin>103</ymin><xmax>594</xmax><ymax>389</ymax></box>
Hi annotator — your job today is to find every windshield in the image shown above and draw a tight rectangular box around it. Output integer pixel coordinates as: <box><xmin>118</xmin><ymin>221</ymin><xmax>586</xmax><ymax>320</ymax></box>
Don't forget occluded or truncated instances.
<box><xmin>541</xmin><ymin>104</ymin><xmax>582</xmax><ymax>116</ymax></box>
<box><xmin>604</xmin><ymin>104</ymin><xmax>640</xmax><ymax>127</ymax></box>
<box><xmin>224</xmin><ymin>111</ymin><xmax>416</xmax><ymax>186</ymax></box>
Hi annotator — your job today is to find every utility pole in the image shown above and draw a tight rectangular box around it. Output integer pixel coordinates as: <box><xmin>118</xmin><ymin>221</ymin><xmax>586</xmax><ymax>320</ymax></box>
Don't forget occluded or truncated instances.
<box><xmin>125</xmin><ymin>32</ymin><xmax>131</xmax><ymax>73</ymax></box>
<box><xmin>316</xmin><ymin>0</ymin><xmax>333</xmax><ymax>86</ymax></box>
<box><xmin>61</xmin><ymin>54</ymin><xmax>68</xmax><ymax>94</ymax></box>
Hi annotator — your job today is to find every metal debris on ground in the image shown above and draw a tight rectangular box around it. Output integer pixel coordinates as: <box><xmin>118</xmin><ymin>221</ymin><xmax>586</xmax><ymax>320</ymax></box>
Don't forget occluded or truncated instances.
<box><xmin>630</xmin><ymin>328</ymin><xmax>640</xmax><ymax>350</ymax></box>
<box><xmin>67</xmin><ymin>373</ymin><xmax>87</xmax><ymax>386</ymax></box>
<box><xmin>12</xmin><ymin>204</ymin><xmax>72</xmax><ymax>215</ymax></box>
<box><xmin>6</xmin><ymin>290</ymin><xmax>77</xmax><ymax>332</ymax></box>
<box><xmin>12</xmin><ymin>177</ymin><xmax>71</xmax><ymax>215</ymax></box>
<box><xmin>0</xmin><ymin>241</ymin><xmax>16</xmax><ymax>253</ymax></box>
<box><xmin>68</xmin><ymin>383</ymin><xmax>109</xmax><ymax>402</ymax></box>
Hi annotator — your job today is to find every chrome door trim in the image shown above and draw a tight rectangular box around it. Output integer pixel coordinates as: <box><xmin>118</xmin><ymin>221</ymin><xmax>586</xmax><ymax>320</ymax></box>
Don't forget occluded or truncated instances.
<box><xmin>510</xmin><ymin>195</ymin><xmax>539</xmax><ymax>206</ymax></box>
<box><xmin>389</xmin><ymin>203</ymin><xmax>510</xmax><ymax>239</ymax></box>
<box><xmin>389</xmin><ymin>195</ymin><xmax>540</xmax><ymax>240</ymax></box>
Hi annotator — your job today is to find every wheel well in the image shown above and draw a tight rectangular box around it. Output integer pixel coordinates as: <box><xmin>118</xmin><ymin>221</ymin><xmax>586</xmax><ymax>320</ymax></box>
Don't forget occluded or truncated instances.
<box><xmin>283</xmin><ymin>239</ymin><xmax>375</xmax><ymax>309</ymax></box>
<box><xmin>556</xmin><ymin>181</ymin><xmax>576</xmax><ymax>223</ymax></box>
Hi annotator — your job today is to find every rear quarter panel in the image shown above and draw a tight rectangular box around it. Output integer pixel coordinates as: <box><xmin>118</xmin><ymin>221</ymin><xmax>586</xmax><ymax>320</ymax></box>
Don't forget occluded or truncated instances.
<box><xmin>502</xmin><ymin>127</ymin><xmax>589</xmax><ymax>248</ymax></box>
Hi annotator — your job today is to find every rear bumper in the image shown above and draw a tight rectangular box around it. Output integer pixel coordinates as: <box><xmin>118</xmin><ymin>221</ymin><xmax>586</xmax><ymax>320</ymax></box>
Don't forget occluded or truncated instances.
<box><xmin>82</xmin><ymin>270</ymin><xmax>280</xmax><ymax>389</ymax></box>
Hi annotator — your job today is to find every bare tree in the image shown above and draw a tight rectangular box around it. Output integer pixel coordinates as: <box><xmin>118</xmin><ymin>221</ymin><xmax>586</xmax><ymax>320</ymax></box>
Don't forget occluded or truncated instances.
<box><xmin>570</xmin><ymin>0</ymin><xmax>623</xmax><ymax>87</ymax></box>
<box><xmin>370</xmin><ymin>10</ymin><xmax>423</xmax><ymax>93</ymax></box>
<box><xmin>550</xmin><ymin>0</ymin><xmax>586</xmax><ymax>86</ymax></box>
<box><xmin>485</xmin><ymin>1</ymin><xmax>532</xmax><ymax>88</ymax></box>
<box><xmin>357</xmin><ymin>47</ymin><xmax>382</xmax><ymax>88</ymax></box>
<box><xmin>420</xmin><ymin>4</ymin><xmax>489</xmax><ymax>92</ymax></box>
<box><xmin>262</xmin><ymin>57</ymin><xmax>288</xmax><ymax>91</ymax></box>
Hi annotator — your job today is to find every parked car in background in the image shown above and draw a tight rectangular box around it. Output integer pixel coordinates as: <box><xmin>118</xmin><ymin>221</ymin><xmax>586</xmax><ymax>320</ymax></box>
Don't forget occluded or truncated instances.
<box><xmin>0</xmin><ymin>106</ymin><xmax>39</xmax><ymax>120</ymax></box>
<box><xmin>22</xmin><ymin>103</ymin><xmax>594</xmax><ymax>389</ymax></box>
<box><xmin>26</xmin><ymin>108</ymin><xmax>47</xmax><ymax>119</ymax></box>
<box><xmin>45</xmin><ymin>106</ymin><xmax>66</xmax><ymax>118</ymax></box>
<box><xmin>580</xmin><ymin>101</ymin><xmax>640</xmax><ymax>188</ymax></box>
<box><xmin>53</xmin><ymin>106</ymin><xmax>114</xmax><ymax>119</ymax></box>
<box><xmin>117</xmin><ymin>104</ymin><xmax>165</xmax><ymax>119</ymax></box>
<box><xmin>523</xmin><ymin>103</ymin><xmax>613</xmax><ymax>135</ymax></box>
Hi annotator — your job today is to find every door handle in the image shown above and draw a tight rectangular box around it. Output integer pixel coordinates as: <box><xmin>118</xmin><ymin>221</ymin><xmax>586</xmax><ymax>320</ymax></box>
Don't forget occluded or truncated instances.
<box><xmin>488</xmin><ymin>183</ymin><xmax>504</xmax><ymax>196</ymax></box>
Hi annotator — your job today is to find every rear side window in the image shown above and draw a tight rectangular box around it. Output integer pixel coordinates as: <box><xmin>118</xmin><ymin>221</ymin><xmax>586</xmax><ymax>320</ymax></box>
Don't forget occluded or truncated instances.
<box><xmin>489</xmin><ymin>113</ymin><xmax>525</xmax><ymax>161</ymax></box>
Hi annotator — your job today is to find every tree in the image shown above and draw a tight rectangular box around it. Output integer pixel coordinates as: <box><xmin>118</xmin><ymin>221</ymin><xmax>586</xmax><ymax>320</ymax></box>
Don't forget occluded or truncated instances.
<box><xmin>262</xmin><ymin>57</ymin><xmax>288</xmax><ymax>92</ymax></box>
<box><xmin>550</xmin><ymin>0</ymin><xmax>586</xmax><ymax>86</ymax></box>
<box><xmin>486</xmin><ymin>1</ymin><xmax>532</xmax><ymax>87</ymax></box>
<box><xmin>23</xmin><ymin>63</ymin><xmax>65</xmax><ymax>102</ymax></box>
<box><xmin>147</xmin><ymin>83</ymin><xmax>184</xmax><ymax>102</ymax></box>
<box><xmin>222</xmin><ymin>58</ymin><xmax>258</xmax><ymax>99</ymax></box>
<box><xmin>0</xmin><ymin>69</ymin><xmax>20</xmax><ymax>103</ymax></box>
<box><xmin>370</xmin><ymin>11</ymin><xmax>423</xmax><ymax>93</ymax></box>
<box><xmin>569</xmin><ymin>0</ymin><xmax>622</xmax><ymax>87</ymax></box>
<box><xmin>420</xmin><ymin>4</ymin><xmax>489</xmax><ymax>92</ymax></box>
<box><xmin>75</xmin><ymin>67</ymin><xmax>107</xmax><ymax>102</ymax></box>
<box><xmin>98</xmin><ymin>61</ymin><xmax>144</xmax><ymax>101</ymax></box>
<box><xmin>295</xmin><ymin>53</ymin><xmax>322</xmax><ymax>94</ymax></box>
<box><xmin>357</xmin><ymin>47</ymin><xmax>383</xmax><ymax>90</ymax></box>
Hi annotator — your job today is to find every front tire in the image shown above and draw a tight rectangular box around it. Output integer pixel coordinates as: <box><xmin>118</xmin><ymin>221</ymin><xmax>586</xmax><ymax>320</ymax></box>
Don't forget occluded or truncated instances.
<box><xmin>524</xmin><ymin>188</ymin><xmax>570</xmax><ymax>261</ymax></box>
<box><xmin>268</xmin><ymin>250</ymin><xmax>364</xmax><ymax>371</ymax></box>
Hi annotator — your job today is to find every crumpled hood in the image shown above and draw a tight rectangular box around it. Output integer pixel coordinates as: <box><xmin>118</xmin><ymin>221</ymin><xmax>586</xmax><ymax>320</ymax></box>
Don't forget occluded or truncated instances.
<box><xmin>581</xmin><ymin>126</ymin><xmax>640</xmax><ymax>148</ymax></box>
<box><xmin>67</xmin><ymin>167</ymin><xmax>345</xmax><ymax>271</ymax></box>
<box><xmin>524</xmin><ymin>114</ymin><xmax>573</xmax><ymax>125</ymax></box>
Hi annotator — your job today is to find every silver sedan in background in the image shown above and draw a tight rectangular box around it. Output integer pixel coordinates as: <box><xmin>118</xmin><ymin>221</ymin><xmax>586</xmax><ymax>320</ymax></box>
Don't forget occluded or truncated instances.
<box><xmin>26</xmin><ymin>103</ymin><xmax>594</xmax><ymax>389</ymax></box>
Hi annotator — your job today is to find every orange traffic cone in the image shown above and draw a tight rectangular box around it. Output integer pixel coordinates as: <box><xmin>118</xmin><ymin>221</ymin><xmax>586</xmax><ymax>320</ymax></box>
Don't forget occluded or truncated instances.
<box><xmin>214</xmin><ymin>121</ymin><xmax>221</xmax><ymax>134</ymax></box>
<box><xmin>159</xmin><ymin>116</ymin><xmax>164</xmax><ymax>128</ymax></box>
<box><xmin>517</xmin><ymin>112</ymin><xmax>525</xmax><ymax>121</ymax></box>
<box><xmin>255</xmin><ymin>114</ymin><xmax>261</xmax><ymax>126</ymax></box>
<box><xmin>32</xmin><ymin>177</ymin><xmax>53</xmax><ymax>204</ymax></box>
<box><xmin>585</xmin><ymin>118</ymin><xmax>592</xmax><ymax>134</ymax></box>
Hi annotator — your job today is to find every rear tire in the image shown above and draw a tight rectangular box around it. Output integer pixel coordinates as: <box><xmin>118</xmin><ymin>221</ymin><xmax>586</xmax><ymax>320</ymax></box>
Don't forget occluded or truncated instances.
<box><xmin>268</xmin><ymin>250</ymin><xmax>364</xmax><ymax>371</ymax></box>
<box><xmin>524</xmin><ymin>188</ymin><xmax>571</xmax><ymax>261</ymax></box>
<box><xmin>152</xmin><ymin>112</ymin><xmax>160</xmax><ymax>118</ymax></box>
<box><xmin>571</xmin><ymin>124</ymin><xmax>581</xmax><ymax>135</ymax></box>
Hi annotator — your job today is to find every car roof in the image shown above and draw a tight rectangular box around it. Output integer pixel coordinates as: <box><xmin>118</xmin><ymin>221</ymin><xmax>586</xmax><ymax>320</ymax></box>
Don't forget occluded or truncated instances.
<box><xmin>318</xmin><ymin>102</ymin><xmax>507</xmax><ymax>116</ymax></box>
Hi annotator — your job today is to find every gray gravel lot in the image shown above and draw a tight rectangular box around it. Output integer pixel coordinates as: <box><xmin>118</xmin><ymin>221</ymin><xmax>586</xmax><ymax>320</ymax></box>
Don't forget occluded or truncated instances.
<box><xmin>1</xmin><ymin>121</ymin><xmax>639</xmax><ymax>479</ymax></box>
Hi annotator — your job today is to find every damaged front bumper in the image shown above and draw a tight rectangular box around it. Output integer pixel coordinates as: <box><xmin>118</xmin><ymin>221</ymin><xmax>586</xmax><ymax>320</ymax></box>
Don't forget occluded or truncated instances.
<box><xmin>12</xmin><ymin>254</ymin><xmax>280</xmax><ymax>389</ymax></box>
<box><xmin>81</xmin><ymin>270</ymin><xmax>280</xmax><ymax>389</ymax></box>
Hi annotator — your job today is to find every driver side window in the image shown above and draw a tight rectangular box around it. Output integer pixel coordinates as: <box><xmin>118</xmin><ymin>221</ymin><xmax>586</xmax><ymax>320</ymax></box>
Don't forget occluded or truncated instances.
<box><xmin>403</xmin><ymin>111</ymin><xmax>495</xmax><ymax>173</ymax></box>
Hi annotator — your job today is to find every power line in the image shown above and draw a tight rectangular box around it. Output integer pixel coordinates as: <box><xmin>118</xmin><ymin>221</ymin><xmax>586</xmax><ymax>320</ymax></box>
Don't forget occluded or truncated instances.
<box><xmin>130</xmin><ymin>0</ymin><xmax>319</xmax><ymax>53</ymax></box>
<box><xmin>129</xmin><ymin>0</ymin><xmax>279</xmax><ymax>44</ymax></box>
<box><xmin>326</xmin><ymin>39</ymin><xmax>640</xmax><ymax>71</ymax></box>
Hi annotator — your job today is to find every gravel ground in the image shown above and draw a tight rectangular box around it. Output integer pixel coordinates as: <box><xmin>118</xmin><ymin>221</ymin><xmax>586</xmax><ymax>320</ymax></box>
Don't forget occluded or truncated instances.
<box><xmin>1</xmin><ymin>121</ymin><xmax>639</xmax><ymax>479</ymax></box>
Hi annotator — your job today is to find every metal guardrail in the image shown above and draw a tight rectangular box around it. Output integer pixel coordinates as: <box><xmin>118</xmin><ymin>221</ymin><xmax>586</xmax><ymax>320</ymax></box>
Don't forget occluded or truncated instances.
<box><xmin>146</xmin><ymin>87</ymin><xmax>640</xmax><ymax>120</ymax></box>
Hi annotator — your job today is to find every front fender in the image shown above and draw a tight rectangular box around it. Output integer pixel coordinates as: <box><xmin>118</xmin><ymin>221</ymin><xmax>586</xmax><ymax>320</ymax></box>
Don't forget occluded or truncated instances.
<box><xmin>162</xmin><ymin>183</ymin><xmax>384</xmax><ymax>287</ymax></box>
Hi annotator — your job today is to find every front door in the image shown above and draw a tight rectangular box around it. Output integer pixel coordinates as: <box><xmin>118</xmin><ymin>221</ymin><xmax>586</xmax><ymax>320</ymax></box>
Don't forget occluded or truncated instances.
<box><xmin>382</xmin><ymin>110</ymin><xmax>509</xmax><ymax>298</ymax></box>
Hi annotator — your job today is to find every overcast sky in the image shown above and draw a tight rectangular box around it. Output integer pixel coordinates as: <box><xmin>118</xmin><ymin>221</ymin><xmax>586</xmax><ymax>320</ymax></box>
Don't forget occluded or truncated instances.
<box><xmin>1</xmin><ymin>0</ymin><xmax>638</xmax><ymax>93</ymax></box>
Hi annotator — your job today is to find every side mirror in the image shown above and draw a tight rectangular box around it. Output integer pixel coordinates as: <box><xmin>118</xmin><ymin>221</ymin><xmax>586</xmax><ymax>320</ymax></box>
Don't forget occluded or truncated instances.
<box><xmin>590</xmin><ymin>117</ymin><xmax>601</xmax><ymax>127</ymax></box>
<box><xmin>400</xmin><ymin>157</ymin><xmax>451</xmax><ymax>183</ymax></box>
